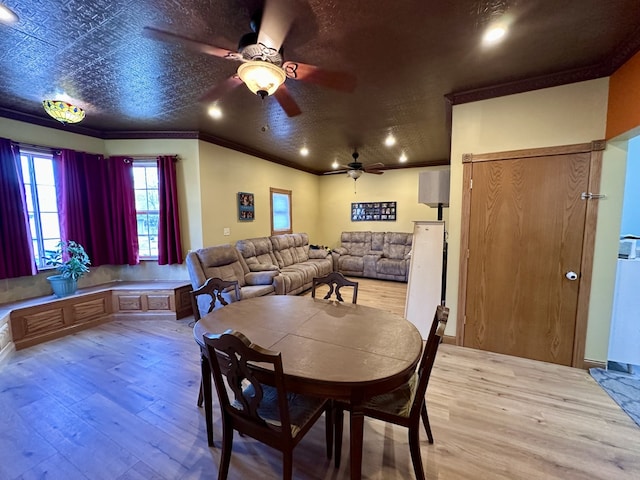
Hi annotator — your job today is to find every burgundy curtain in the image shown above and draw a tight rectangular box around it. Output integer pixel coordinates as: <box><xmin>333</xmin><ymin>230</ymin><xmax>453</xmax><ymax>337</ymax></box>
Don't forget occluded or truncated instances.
<box><xmin>54</xmin><ymin>149</ymin><xmax>110</xmax><ymax>265</ymax></box>
<box><xmin>157</xmin><ymin>155</ymin><xmax>183</xmax><ymax>264</ymax></box>
<box><xmin>108</xmin><ymin>157</ymin><xmax>139</xmax><ymax>265</ymax></box>
<box><xmin>0</xmin><ymin>138</ymin><xmax>35</xmax><ymax>279</ymax></box>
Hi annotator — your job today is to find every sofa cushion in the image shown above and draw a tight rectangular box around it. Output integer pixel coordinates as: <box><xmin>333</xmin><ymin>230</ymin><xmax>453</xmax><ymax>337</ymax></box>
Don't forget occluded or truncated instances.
<box><xmin>376</xmin><ymin>257</ymin><xmax>407</xmax><ymax>276</ymax></box>
<box><xmin>383</xmin><ymin>232</ymin><xmax>412</xmax><ymax>260</ymax></box>
<box><xmin>371</xmin><ymin>232</ymin><xmax>385</xmax><ymax>252</ymax></box>
<box><xmin>236</xmin><ymin>237</ymin><xmax>279</xmax><ymax>269</ymax></box>
<box><xmin>338</xmin><ymin>255</ymin><xmax>364</xmax><ymax>273</ymax></box>
<box><xmin>340</xmin><ymin>231</ymin><xmax>372</xmax><ymax>256</ymax></box>
<box><xmin>187</xmin><ymin>245</ymin><xmax>248</xmax><ymax>287</ymax></box>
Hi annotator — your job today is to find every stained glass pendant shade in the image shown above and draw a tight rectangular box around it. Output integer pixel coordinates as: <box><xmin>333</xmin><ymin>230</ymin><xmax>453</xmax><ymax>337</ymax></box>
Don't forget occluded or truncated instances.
<box><xmin>42</xmin><ymin>100</ymin><xmax>85</xmax><ymax>124</ymax></box>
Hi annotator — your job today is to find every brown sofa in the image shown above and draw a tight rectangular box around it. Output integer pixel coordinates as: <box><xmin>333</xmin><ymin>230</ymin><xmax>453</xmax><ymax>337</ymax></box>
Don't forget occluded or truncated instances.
<box><xmin>332</xmin><ymin>231</ymin><xmax>412</xmax><ymax>282</ymax></box>
<box><xmin>186</xmin><ymin>244</ymin><xmax>277</xmax><ymax>317</ymax></box>
<box><xmin>236</xmin><ymin>233</ymin><xmax>333</xmax><ymax>295</ymax></box>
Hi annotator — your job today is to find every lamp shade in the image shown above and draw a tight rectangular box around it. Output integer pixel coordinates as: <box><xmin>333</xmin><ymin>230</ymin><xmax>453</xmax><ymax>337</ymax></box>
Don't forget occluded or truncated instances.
<box><xmin>418</xmin><ymin>168</ymin><xmax>450</xmax><ymax>207</ymax></box>
<box><xmin>347</xmin><ymin>169</ymin><xmax>363</xmax><ymax>180</ymax></box>
<box><xmin>237</xmin><ymin>61</ymin><xmax>286</xmax><ymax>97</ymax></box>
<box><xmin>42</xmin><ymin>100</ymin><xmax>85</xmax><ymax>124</ymax></box>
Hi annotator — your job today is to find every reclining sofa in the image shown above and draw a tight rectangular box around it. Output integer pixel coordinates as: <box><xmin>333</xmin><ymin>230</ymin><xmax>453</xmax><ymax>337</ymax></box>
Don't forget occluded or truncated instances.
<box><xmin>236</xmin><ymin>233</ymin><xmax>333</xmax><ymax>295</ymax></box>
<box><xmin>186</xmin><ymin>233</ymin><xmax>333</xmax><ymax>317</ymax></box>
<box><xmin>332</xmin><ymin>231</ymin><xmax>412</xmax><ymax>282</ymax></box>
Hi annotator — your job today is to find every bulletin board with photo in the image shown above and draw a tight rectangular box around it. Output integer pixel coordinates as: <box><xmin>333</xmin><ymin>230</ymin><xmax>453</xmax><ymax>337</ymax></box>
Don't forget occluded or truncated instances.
<box><xmin>351</xmin><ymin>201</ymin><xmax>397</xmax><ymax>221</ymax></box>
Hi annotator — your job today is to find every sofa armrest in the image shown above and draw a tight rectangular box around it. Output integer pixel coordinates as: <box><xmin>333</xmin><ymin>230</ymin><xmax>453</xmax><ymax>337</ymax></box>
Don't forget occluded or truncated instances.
<box><xmin>333</xmin><ymin>247</ymin><xmax>348</xmax><ymax>255</ymax></box>
<box><xmin>245</xmin><ymin>270</ymin><xmax>280</xmax><ymax>285</ymax></box>
<box><xmin>248</xmin><ymin>263</ymin><xmax>280</xmax><ymax>272</ymax></box>
<box><xmin>308</xmin><ymin>249</ymin><xmax>329</xmax><ymax>259</ymax></box>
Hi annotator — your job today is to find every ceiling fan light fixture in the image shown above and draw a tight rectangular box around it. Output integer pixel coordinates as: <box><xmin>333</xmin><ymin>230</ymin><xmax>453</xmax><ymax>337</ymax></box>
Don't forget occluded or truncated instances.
<box><xmin>237</xmin><ymin>61</ymin><xmax>286</xmax><ymax>98</ymax></box>
<box><xmin>42</xmin><ymin>100</ymin><xmax>85</xmax><ymax>124</ymax></box>
<box><xmin>347</xmin><ymin>169</ymin><xmax>363</xmax><ymax>180</ymax></box>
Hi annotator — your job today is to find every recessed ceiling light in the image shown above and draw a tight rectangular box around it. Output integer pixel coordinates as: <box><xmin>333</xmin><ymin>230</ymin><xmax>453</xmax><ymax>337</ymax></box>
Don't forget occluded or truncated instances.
<box><xmin>331</xmin><ymin>160</ymin><xmax>339</xmax><ymax>169</ymax></box>
<box><xmin>0</xmin><ymin>4</ymin><xmax>18</xmax><ymax>24</ymax></box>
<box><xmin>483</xmin><ymin>25</ymin><xmax>507</xmax><ymax>45</ymax></box>
<box><xmin>208</xmin><ymin>105</ymin><xmax>222</xmax><ymax>119</ymax></box>
<box><xmin>300</xmin><ymin>147</ymin><xmax>309</xmax><ymax>156</ymax></box>
<box><xmin>399</xmin><ymin>152</ymin><xmax>407</xmax><ymax>163</ymax></box>
<box><xmin>384</xmin><ymin>134</ymin><xmax>396</xmax><ymax>147</ymax></box>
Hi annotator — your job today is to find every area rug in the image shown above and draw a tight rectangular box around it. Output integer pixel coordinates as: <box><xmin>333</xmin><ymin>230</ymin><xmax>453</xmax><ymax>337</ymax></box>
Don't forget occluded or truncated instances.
<box><xmin>590</xmin><ymin>368</ymin><xmax>640</xmax><ymax>427</ymax></box>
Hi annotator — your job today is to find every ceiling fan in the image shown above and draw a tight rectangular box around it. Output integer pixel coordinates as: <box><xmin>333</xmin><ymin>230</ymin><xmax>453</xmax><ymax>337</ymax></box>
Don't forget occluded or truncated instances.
<box><xmin>328</xmin><ymin>151</ymin><xmax>385</xmax><ymax>180</ymax></box>
<box><xmin>143</xmin><ymin>0</ymin><xmax>357</xmax><ymax>117</ymax></box>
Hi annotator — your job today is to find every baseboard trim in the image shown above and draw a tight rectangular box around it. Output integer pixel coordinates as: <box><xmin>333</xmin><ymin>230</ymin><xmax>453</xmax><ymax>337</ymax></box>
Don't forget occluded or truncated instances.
<box><xmin>442</xmin><ymin>334</ymin><xmax>456</xmax><ymax>345</ymax></box>
<box><xmin>582</xmin><ymin>359</ymin><xmax>606</xmax><ymax>370</ymax></box>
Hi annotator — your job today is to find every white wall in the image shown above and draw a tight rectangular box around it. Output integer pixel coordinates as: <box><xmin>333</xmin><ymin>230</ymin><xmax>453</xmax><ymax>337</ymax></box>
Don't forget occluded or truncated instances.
<box><xmin>449</xmin><ymin>78</ymin><xmax>614</xmax><ymax>362</ymax></box>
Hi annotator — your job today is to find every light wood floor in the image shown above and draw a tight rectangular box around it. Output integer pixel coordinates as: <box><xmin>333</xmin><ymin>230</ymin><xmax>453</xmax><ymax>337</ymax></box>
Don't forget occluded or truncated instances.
<box><xmin>1</xmin><ymin>278</ymin><xmax>638</xmax><ymax>479</ymax></box>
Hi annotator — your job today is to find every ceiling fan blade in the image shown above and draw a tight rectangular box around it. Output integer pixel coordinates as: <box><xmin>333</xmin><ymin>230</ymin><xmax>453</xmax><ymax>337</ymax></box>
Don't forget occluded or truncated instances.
<box><xmin>365</xmin><ymin>162</ymin><xmax>385</xmax><ymax>169</ymax></box>
<box><xmin>323</xmin><ymin>170</ymin><xmax>348</xmax><ymax>175</ymax></box>
<box><xmin>283</xmin><ymin>61</ymin><xmax>357</xmax><ymax>92</ymax></box>
<box><xmin>257</xmin><ymin>0</ymin><xmax>294</xmax><ymax>52</ymax></box>
<box><xmin>143</xmin><ymin>27</ymin><xmax>242</xmax><ymax>61</ymax></box>
<box><xmin>366</xmin><ymin>170</ymin><xmax>384</xmax><ymax>175</ymax></box>
<box><xmin>199</xmin><ymin>75</ymin><xmax>244</xmax><ymax>103</ymax></box>
<box><xmin>273</xmin><ymin>84</ymin><xmax>302</xmax><ymax>117</ymax></box>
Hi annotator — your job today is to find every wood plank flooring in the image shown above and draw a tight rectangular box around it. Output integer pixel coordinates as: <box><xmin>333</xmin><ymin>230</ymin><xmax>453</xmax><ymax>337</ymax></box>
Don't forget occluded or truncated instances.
<box><xmin>1</xmin><ymin>278</ymin><xmax>639</xmax><ymax>479</ymax></box>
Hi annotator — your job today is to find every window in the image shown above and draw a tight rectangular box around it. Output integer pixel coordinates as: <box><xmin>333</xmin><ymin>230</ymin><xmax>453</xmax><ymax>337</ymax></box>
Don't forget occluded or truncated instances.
<box><xmin>270</xmin><ymin>188</ymin><xmax>292</xmax><ymax>235</ymax></box>
<box><xmin>133</xmin><ymin>162</ymin><xmax>159</xmax><ymax>259</ymax></box>
<box><xmin>20</xmin><ymin>151</ymin><xmax>60</xmax><ymax>269</ymax></box>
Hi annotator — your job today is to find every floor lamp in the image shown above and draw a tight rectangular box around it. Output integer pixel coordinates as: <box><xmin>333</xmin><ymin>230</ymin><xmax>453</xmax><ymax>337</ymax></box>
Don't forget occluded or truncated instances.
<box><xmin>418</xmin><ymin>169</ymin><xmax>450</xmax><ymax>305</ymax></box>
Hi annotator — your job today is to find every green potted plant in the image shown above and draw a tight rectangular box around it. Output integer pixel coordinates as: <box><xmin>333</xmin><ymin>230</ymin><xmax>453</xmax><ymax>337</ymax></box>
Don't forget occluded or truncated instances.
<box><xmin>46</xmin><ymin>240</ymin><xmax>91</xmax><ymax>298</ymax></box>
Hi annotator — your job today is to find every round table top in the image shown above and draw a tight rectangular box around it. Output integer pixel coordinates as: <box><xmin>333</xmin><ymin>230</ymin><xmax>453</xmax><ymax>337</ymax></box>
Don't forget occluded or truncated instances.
<box><xmin>193</xmin><ymin>295</ymin><xmax>423</xmax><ymax>399</ymax></box>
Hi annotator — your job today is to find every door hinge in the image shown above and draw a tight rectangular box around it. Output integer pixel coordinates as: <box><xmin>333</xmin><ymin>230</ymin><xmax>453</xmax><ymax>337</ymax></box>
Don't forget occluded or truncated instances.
<box><xmin>581</xmin><ymin>192</ymin><xmax>606</xmax><ymax>200</ymax></box>
<box><xmin>463</xmin><ymin>315</ymin><xmax>466</xmax><ymax>325</ymax></box>
<box><xmin>470</xmin><ymin>178</ymin><xmax>473</xmax><ymax>189</ymax></box>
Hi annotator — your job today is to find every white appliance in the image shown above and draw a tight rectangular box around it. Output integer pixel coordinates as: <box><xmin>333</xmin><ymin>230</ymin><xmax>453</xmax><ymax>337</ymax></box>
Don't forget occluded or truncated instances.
<box><xmin>608</xmin><ymin>258</ymin><xmax>640</xmax><ymax>366</ymax></box>
<box><xmin>404</xmin><ymin>221</ymin><xmax>445</xmax><ymax>338</ymax></box>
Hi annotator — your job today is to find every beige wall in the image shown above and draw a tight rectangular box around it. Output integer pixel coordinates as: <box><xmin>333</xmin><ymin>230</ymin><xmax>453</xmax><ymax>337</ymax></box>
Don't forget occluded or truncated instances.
<box><xmin>449</xmin><ymin>77</ymin><xmax>617</xmax><ymax>361</ymax></box>
<box><xmin>316</xmin><ymin>168</ymin><xmax>448</xmax><ymax>247</ymax></box>
<box><xmin>196</xmin><ymin>141</ymin><xmax>321</xmax><ymax>246</ymax></box>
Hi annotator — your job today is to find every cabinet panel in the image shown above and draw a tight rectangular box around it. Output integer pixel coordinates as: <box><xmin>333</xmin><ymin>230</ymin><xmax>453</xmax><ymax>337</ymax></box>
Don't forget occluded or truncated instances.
<box><xmin>73</xmin><ymin>298</ymin><xmax>109</xmax><ymax>323</ymax></box>
<box><xmin>147</xmin><ymin>294</ymin><xmax>171</xmax><ymax>311</ymax></box>
<box><xmin>24</xmin><ymin>309</ymin><xmax>65</xmax><ymax>336</ymax></box>
<box><xmin>117</xmin><ymin>295</ymin><xmax>143</xmax><ymax>311</ymax></box>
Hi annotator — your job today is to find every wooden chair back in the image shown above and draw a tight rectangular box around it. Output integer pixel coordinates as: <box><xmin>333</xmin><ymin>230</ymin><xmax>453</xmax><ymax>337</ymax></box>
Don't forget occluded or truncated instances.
<box><xmin>203</xmin><ymin>330</ymin><xmax>293</xmax><ymax>441</ymax></box>
<box><xmin>190</xmin><ymin>277</ymin><xmax>240</xmax><ymax>320</ymax></box>
<box><xmin>311</xmin><ymin>272</ymin><xmax>359</xmax><ymax>303</ymax></box>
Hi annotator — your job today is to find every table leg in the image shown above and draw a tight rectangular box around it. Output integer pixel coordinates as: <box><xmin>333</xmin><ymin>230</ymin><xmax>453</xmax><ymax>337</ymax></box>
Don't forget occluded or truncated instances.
<box><xmin>201</xmin><ymin>350</ymin><xmax>214</xmax><ymax>447</ymax></box>
<box><xmin>349</xmin><ymin>405</ymin><xmax>365</xmax><ymax>480</ymax></box>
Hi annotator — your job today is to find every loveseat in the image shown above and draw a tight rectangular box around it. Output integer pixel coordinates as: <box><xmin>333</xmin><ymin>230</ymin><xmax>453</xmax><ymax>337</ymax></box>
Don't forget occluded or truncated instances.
<box><xmin>332</xmin><ymin>231</ymin><xmax>412</xmax><ymax>282</ymax></box>
<box><xmin>236</xmin><ymin>233</ymin><xmax>333</xmax><ymax>295</ymax></box>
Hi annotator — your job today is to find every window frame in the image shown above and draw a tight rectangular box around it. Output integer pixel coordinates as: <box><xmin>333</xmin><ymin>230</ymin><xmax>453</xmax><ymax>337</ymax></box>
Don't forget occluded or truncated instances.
<box><xmin>270</xmin><ymin>187</ymin><xmax>292</xmax><ymax>235</ymax></box>
<box><xmin>20</xmin><ymin>150</ymin><xmax>60</xmax><ymax>270</ymax></box>
<box><xmin>132</xmin><ymin>160</ymin><xmax>160</xmax><ymax>260</ymax></box>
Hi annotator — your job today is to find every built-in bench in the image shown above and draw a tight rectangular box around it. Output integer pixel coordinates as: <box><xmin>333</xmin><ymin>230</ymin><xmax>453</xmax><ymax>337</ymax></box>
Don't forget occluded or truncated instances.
<box><xmin>0</xmin><ymin>281</ymin><xmax>192</xmax><ymax>354</ymax></box>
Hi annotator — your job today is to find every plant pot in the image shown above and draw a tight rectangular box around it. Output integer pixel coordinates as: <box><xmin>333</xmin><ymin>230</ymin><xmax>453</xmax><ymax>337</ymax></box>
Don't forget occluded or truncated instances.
<box><xmin>47</xmin><ymin>274</ymin><xmax>78</xmax><ymax>298</ymax></box>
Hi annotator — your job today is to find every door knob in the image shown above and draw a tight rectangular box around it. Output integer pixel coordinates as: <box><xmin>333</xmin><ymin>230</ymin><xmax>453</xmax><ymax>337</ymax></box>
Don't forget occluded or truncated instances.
<box><xmin>565</xmin><ymin>271</ymin><xmax>578</xmax><ymax>281</ymax></box>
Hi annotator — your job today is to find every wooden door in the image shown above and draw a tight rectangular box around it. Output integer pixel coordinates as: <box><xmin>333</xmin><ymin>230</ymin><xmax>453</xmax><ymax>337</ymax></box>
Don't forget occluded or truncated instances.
<box><xmin>461</xmin><ymin>143</ymin><xmax>603</xmax><ymax>366</ymax></box>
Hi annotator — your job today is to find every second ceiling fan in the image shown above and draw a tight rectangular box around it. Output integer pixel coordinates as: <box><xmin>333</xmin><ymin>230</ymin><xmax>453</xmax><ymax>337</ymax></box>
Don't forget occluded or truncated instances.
<box><xmin>144</xmin><ymin>0</ymin><xmax>356</xmax><ymax>117</ymax></box>
<box><xmin>328</xmin><ymin>151</ymin><xmax>385</xmax><ymax>180</ymax></box>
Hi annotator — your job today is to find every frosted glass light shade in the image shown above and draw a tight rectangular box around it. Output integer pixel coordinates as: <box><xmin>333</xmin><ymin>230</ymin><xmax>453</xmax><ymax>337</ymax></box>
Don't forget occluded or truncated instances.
<box><xmin>237</xmin><ymin>61</ymin><xmax>286</xmax><ymax>97</ymax></box>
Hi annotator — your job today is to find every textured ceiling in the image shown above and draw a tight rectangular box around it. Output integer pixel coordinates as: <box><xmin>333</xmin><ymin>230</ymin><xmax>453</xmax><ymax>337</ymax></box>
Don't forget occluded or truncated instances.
<box><xmin>1</xmin><ymin>0</ymin><xmax>639</xmax><ymax>174</ymax></box>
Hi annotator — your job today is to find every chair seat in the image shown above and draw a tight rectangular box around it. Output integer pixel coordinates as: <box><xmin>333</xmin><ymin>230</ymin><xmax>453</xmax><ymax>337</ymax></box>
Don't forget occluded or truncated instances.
<box><xmin>362</xmin><ymin>372</ymin><xmax>417</xmax><ymax>418</ymax></box>
<box><xmin>238</xmin><ymin>384</ymin><xmax>327</xmax><ymax>437</ymax></box>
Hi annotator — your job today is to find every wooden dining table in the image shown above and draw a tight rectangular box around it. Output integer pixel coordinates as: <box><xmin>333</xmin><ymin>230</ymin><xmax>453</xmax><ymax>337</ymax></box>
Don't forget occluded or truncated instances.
<box><xmin>193</xmin><ymin>294</ymin><xmax>423</xmax><ymax>480</ymax></box>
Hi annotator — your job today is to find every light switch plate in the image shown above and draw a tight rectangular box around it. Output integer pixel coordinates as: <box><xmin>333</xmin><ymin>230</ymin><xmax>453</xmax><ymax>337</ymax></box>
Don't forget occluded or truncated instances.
<box><xmin>223</xmin><ymin>227</ymin><xmax>230</xmax><ymax>236</ymax></box>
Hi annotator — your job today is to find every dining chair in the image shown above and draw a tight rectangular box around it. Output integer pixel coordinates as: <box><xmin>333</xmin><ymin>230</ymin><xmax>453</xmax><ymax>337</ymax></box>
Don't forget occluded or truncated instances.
<box><xmin>203</xmin><ymin>329</ymin><xmax>333</xmax><ymax>480</ymax></box>
<box><xmin>191</xmin><ymin>277</ymin><xmax>240</xmax><ymax>409</ymax></box>
<box><xmin>334</xmin><ymin>305</ymin><xmax>449</xmax><ymax>480</ymax></box>
<box><xmin>311</xmin><ymin>271</ymin><xmax>359</xmax><ymax>303</ymax></box>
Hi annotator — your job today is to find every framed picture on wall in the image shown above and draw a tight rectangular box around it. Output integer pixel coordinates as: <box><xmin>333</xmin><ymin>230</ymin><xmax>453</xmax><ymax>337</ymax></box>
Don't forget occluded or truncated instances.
<box><xmin>351</xmin><ymin>201</ymin><xmax>396</xmax><ymax>221</ymax></box>
<box><xmin>238</xmin><ymin>192</ymin><xmax>255</xmax><ymax>221</ymax></box>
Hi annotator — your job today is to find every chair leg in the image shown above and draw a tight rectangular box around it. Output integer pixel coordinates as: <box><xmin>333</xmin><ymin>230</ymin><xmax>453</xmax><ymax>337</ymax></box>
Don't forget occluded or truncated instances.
<box><xmin>420</xmin><ymin>403</ymin><xmax>434</xmax><ymax>444</ymax></box>
<box><xmin>283</xmin><ymin>452</ymin><xmax>293</xmax><ymax>480</ymax></box>
<box><xmin>408</xmin><ymin>425</ymin><xmax>426</xmax><ymax>480</ymax></box>
<box><xmin>219</xmin><ymin>420</ymin><xmax>233</xmax><ymax>480</ymax></box>
<box><xmin>197</xmin><ymin>379</ymin><xmax>203</xmax><ymax>407</ymax></box>
<box><xmin>325</xmin><ymin>402</ymin><xmax>334</xmax><ymax>460</ymax></box>
<box><xmin>334</xmin><ymin>407</ymin><xmax>344</xmax><ymax>468</ymax></box>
